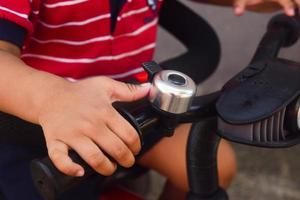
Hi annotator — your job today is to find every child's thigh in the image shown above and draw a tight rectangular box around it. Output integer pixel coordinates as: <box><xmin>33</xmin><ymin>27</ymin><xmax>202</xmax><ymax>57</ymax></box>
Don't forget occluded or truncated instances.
<box><xmin>138</xmin><ymin>123</ymin><xmax>237</xmax><ymax>191</ymax></box>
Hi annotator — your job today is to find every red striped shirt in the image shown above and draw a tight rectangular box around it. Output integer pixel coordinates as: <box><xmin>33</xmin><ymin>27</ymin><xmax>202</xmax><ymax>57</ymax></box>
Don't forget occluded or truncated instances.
<box><xmin>0</xmin><ymin>0</ymin><xmax>163</xmax><ymax>80</ymax></box>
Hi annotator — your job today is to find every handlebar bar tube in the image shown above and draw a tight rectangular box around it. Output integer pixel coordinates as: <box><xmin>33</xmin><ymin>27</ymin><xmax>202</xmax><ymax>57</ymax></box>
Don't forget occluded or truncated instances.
<box><xmin>187</xmin><ymin>118</ymin><xmax>228</xmax><ymax>200</ymax></box>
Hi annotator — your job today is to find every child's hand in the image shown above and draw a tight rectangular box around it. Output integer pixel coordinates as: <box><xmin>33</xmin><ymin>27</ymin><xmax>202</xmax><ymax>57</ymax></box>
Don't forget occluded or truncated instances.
<box><xmin>234</xmin><ymin>0</ymin><xmax>299</xmax><ymax>16</ymax></box>
<box><xmin>38</xmin><ymin>77</ymin><xmax>150</xmax><ymax>177</ymax></box>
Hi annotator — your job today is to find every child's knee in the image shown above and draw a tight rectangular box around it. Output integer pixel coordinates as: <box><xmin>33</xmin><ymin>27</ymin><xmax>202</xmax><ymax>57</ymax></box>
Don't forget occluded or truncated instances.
<box><xmin>217</xmin><ymin>140</ymin><xmax>237</xmax><ymax>189</ymax></box>
<box><xmin>169</xmin><ymin>140</ymin><xmax>237</xmax><ymax>192</ymax></box>
<box><xmin>139</xmin><ymin>126</ymin><xmax>237</xmax><ymax>192</ymax></box>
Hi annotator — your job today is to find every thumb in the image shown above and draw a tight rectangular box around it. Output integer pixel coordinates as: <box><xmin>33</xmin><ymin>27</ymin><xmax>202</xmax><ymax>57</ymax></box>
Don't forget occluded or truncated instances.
<box><xmin>110</xmin><ymin>81</ymin><xmax>151</xmax><ymax>102</ymax></box>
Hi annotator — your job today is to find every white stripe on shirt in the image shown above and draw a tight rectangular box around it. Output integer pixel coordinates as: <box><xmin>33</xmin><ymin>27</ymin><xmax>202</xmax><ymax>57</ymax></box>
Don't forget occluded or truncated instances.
<box><xmin>31</xmin><ymin>35</ymin><xmax>113</xmax><ymax>45</ymax></box>
<box><xmin>38</xmin><ymin>6</ymin><xmax>149</xmax><ymax>29</ymax></box>
<box><xmin>65</xmin><ymin>67</ymin><xmax>145</xmax><ymax>81</ymax></box>
<box><xmin>118</xmin><ymin>6</ymin><xmax>149</xmax><ymax>20</ymax></box>
<box><xmin>31</xmin><ymin>18</ymin><xmax>158</xmax><ymax>46</ymax></box>
<box><xmin>108</xmin><ymin>67</ymin><xmax>145</xmax><ymax>79</ymax></box>
<box><xmin>38</xmin><ymin>13</ymin><xmax>111</xmax><ymax>28</ymax></box>
<box><xmin>0</xmin><ymin>6</ymin><xmax>28</xmax><ymax>19</ymax></box>
<box><xmin>43</xmin><ymin>0</ymin><xmax>88</xmax><ymax>8</ymax></box>
<box><xmin>21</xmin><ymin>43</ymin><xmax>155</xmax><ymax>63</ymax></box>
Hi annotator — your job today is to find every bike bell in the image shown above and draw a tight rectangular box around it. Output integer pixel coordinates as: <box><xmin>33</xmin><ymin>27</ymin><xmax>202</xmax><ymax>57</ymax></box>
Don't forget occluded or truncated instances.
<box><xmin>142</xmin><ymin>61</ymin><xmax>196</xmax><ymax>136</ymax></box>
<box><xmin>149</xmin><ymin>69</ymin><xmax>196</xmax><ymax>115</ymax></box>
<box><xmin>142</xmin><ymin>61</ymin><xmax>196</xmax><ymax>114</ymax></box>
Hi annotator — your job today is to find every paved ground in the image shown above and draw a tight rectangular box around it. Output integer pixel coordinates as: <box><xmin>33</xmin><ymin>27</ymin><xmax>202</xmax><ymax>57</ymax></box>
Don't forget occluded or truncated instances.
<box><xmin>149</xmin><ymin>1</ymin><xmax>300</xmax><ymax>200</ymax></box>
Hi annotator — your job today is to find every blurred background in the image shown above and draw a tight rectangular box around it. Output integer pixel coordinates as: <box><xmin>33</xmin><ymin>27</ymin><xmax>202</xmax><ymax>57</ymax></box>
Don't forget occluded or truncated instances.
<box><xmin>150</xmin><ymin>1</ymin><xmax>300</xmax><ymax>199</ymax></box>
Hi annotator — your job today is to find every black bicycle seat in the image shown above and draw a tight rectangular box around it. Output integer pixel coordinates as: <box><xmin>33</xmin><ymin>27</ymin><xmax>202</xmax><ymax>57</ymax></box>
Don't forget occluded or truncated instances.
<box><xmin>218</xmin><ymin>58</ymin><xmax>300</xmax><ymax>124</ymax></box>
<box><xmin>217</xmin><ymin>58</ymin><xmax>300</xmax><ymax>147</ymax></box>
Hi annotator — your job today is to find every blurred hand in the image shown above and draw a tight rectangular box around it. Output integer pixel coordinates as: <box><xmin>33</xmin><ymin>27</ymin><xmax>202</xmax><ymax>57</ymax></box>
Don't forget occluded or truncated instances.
<box><xmin>234</xmin><ymin>0</ymin><xmax>299</xmax><ymax>16</ymax></box>
<box><xmin>38</xmin><ymin>77</ymin><xmax>150</xmax><ymax>176</ymax></box>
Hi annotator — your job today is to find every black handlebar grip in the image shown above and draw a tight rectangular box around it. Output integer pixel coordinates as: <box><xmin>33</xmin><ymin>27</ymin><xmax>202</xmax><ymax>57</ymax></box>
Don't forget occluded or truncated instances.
<box><xmin>31</xmin><ymin>151</ymin><xmax>94</xmax><ymax>200</ymax></box>
<box><xmin>268</xmin><ymin>14</ymin><xmax>300</xmax><ymax>47</ymax></box>
<box><xmin>251</xmin><ymin>14</ymin><xmax>300</xmax><ymax>64</ymax></box>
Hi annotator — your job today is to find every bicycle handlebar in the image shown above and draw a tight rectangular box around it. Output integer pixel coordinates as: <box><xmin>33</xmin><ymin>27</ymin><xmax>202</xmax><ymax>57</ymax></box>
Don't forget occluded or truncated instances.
<box><xmin>29</xmin><ymin>13</ymin><xmax>300</xmax><ymax>200</ymax></box>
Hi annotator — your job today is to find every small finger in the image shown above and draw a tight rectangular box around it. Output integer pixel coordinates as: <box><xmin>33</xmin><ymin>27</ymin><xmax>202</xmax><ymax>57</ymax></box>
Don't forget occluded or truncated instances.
<box><xmin>106</xmin><ymin>107</ymin><xmax>141</xmax><ymax>155</ymax></box>
<box><xmin>234</xmin><ymin>0</ymin><xmax>247</xmax><ymax>15</ymax></box>
<box><xmin>294</xmin><ymin>0</ymin><xmax>300</xmax><ymax>11</ymax></box>
<box><xmin>92</xmin><ymin>126</ymin><xmax>135</xmax><ymax>168</ymax></box>
<box><xmin>47</xmin><ymin>140</ymin><xmax>84</xmax><ymax>177</ymax></box>
<box><xmin>69</xmin><ymin>136</ymin><xmax>117</xmax><ymax>176</ymax></box>
<box><xmin>276</xmin><ymin>0</ymin><xmax>295</xmax><ymax>16</ymax></box>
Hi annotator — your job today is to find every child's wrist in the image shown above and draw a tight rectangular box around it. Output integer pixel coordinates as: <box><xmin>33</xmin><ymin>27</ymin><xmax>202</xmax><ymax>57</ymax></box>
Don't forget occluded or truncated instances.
<box><xmin>31</xmin><ymin>72</ymin><xmax>71</xmax><ymax>124</ymax></box>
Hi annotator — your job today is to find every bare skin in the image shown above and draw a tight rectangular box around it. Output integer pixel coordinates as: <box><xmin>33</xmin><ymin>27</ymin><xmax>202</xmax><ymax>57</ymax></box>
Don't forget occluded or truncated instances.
<box><xmin>233</xmin><ymin>0</ymin><xmax>300</xmax><ymax>16</ymax></box>
<box><xmin>0</xmin><ymin>0</ymin><xmax>293</xmax><ymax>197</ymax></box>
<box><xmin>193</xmin><ymin>0</ymin><xmax>300</xmax><ymax>16</ymax></box>
<box><xmin>139</xmin><ymin>124</ymin><xmax>237</xmax><ymax>193</ymax></box>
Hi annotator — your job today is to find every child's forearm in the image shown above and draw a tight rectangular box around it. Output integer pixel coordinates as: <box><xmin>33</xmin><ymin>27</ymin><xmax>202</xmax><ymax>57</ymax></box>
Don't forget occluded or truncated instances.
<box><xmin>0</xmin><ymin>44</ymin><xmax>67</xmax><ymax>124</ymax></box>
